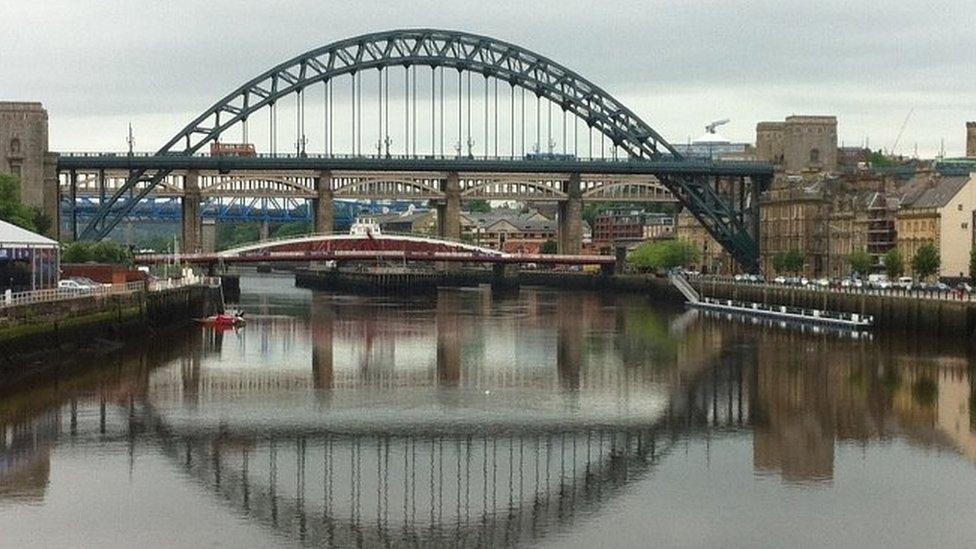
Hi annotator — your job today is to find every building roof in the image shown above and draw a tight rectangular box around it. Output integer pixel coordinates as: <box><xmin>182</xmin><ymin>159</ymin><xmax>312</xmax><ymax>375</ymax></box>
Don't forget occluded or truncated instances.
<box><xmin>0</xmin><ymin>219</ymin><xmax>58</xmax><ymax>248</ymax></box>
<box><xmin>899</xmin><ymin>175</ymin><xmax>970</xmax><ymax>210</ymax></box>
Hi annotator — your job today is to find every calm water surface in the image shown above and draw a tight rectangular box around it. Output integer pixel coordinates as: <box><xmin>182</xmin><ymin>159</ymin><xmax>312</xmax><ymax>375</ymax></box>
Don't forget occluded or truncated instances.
<box><xmin>2</xmin><ymin>275</ymin><xmax>976</xmax><ymax>548</ymax></box>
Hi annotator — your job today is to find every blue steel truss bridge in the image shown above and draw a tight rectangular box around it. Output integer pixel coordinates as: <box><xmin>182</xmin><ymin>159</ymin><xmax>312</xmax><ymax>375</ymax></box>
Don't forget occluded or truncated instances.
<box><xmin>56</xmin><ymin>29</ymin><xmax>772</xmax><ymax>271</ymax></box>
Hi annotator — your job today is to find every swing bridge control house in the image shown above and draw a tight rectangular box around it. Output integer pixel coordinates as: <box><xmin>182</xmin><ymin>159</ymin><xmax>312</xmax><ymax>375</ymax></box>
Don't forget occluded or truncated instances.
<box><xmin>0</xmin><ymin>219</ymin><xmax>59</xmax><ymax>293</ymax></box>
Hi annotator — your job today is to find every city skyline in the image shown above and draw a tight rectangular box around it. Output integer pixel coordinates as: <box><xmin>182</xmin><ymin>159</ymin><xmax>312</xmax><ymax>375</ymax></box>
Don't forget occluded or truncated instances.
<box><xmin>3</xmin><ymin>0</ymin><xmax>973</xmax><ymax>156</ymax></box>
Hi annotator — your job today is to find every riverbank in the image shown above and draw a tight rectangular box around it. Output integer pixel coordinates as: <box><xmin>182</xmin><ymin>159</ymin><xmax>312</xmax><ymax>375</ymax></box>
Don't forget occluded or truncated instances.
<box><xmin>692</xmin><ymin>278</ymin><xmax>976</xmax><ymax>337</ymax></box>
<box><xmin>0</xmin><ymin>284</ymin><xmax>223</xmax><ymax>386</ymax></box>
<box><xmin>294</xmin><ymin>268</ymin><xmax>976</xmax><ymax>337</ymax></box>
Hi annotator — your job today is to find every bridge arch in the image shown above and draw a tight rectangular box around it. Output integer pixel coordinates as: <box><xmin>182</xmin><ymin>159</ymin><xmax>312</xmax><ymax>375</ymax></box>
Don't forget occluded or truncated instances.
<box><xmin>165</xmin><ymin>29</ymin><xmax>678</xmax><ymax>161</ymax></box>
<box><xmin>81</xmin><ymin>29</ymin><xmax>680</xmax><ymax>237</ymax></box>
<box><xmin>203</xmin><ymin>175</ymin><xmax>316</xmax><ymax>197</ymax></box>
<box><xmin>76</xmin><ymin>28</ymin><xmax>765</xmax><ymax>271</ymax></box>
<box><xmin>217</xmin><ymin>231</ymin><xmax>509</xmax><ymax>259</ymax></box>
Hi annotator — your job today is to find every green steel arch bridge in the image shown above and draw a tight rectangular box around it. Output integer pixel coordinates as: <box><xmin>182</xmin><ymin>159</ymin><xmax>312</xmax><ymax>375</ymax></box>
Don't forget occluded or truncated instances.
<box><xmin>57</xmin><ymin>29</ymin><xmax>772</xmax><ymax>271</ymax></box>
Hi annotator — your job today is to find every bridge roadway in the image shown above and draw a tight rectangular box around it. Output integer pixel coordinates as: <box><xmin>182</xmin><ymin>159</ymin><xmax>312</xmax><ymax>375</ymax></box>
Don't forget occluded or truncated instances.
<box><xmin>58</xmin><ymin>153</ymin><xmax>770</xmax><ymax>178</ymax></box>
<box><xmin>137</xmin><ymin>249</ymin><xmax>614</xmax><ymax>266</ymax></box>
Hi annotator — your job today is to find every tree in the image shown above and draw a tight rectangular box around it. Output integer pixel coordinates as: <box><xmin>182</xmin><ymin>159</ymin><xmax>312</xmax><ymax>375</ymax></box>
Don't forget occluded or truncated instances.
<box><xmin>627</xmin><ymin>239</ymin><xmax>698</xmax><ymax>271</ymax></box>
<box><xmin>912</xmin><ymin>244</ymin><xmax>940</xmax><ymax>281</ymax></box>
<box><xmin>30</xmin><ymin>207</ymin><xmax>52</xmax><ymax>236</ymax></box>
<box><xmin>884</xmin><ymin>248</ymin><xmax>904</xmax><ymax>280</ymax></box>
<box><xmin>540</xmin><ymin>239</ymin><xmax>558</xmax><ymax>254</ymax></box>
<box><xmin>773</xmin><ymin>249</ymin><xmax>804</xmax><ymax>274</ymax></box>
<box><xmin>0</xmin><ymin>173</ymin><xmax>37</xmax><ymax>231</ymax></box>
<box><xmin>216</xmin><ymin>222</ymin><xmax>261</xmax><ymax>250</ymax></box>
<box><xmin>272</xmin><ymin>221</ymin><xmax>311</xmax><ymax>239</ymax></box>
<box><xmin>848</xmin><ymin>249</ymin><xmax>873</xmax><ymax>276</ymax></box>
<box><xmin>970</xmin><ymin>248</ymin><xmax>976</xmax><ymax>284</ymax></box>
<box><xmin>466</xmin><ymin>200</ymin><xmax>491</xmax><ymax>213</ymax></box>
<box><xmin>62</xmin><ymin>241</ymin><xmax>133</xmax><ymax>265</ymax></box>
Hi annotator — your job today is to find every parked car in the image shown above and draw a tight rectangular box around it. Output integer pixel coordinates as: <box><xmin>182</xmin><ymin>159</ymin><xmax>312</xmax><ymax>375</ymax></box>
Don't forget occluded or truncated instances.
<box><xmin>773</xmin><ymin>276</ymin><xmax>787</xmax><ymax>285</ymax></box>
<box><xmin>73</xmin><ymin>276</ymin><xmax>110</xmax><ymax>288</ymax></box>
<box><xmin>896</xmin><ymin>277</ymin><xmax>914</xmax><ymax>290</ymax></box>
<box><xmin>814</xmin><ymin>278</ymin><xmax>830</xmax><ymax>288</ymax></box>
<box><xmin>924</xmin><ymin>282</ymin><xmax>951</xmax><ymax>292</ymax></box>
<box><xmin>59</xmin><ymin>279</ymin><xmax>92</xmax><ymax>292</ymax></box>
<box><xmin>956</xmin><ymin>282</ymin><xmax>973</xmax><ymax>293</ymax></box>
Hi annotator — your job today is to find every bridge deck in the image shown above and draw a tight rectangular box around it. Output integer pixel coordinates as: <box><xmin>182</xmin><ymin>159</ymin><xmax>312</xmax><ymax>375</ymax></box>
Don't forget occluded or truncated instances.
<box><xmin>136</xmin><ymin>250</ymin><xmax>615</xmax><ymax>265</ymax></box>
<box><xmin>57</xmin><ymin>153</ymin><xmax>773</xmax><ymax>178</ymax></box>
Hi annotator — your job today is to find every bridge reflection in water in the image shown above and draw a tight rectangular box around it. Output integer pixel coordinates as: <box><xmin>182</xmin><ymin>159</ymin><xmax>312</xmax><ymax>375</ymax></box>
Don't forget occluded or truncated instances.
<box><xmin>3</xmin><ymin>284</ymin><xmax>976</xmax><ymax>546</ymax></box>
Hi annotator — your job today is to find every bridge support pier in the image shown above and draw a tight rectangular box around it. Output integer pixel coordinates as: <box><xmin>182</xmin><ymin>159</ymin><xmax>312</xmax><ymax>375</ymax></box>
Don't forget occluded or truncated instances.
<box><xmin>436</xmin><ymin>173</ymin><xmax>461</xmax><ymax>272</ymax></box>
<box><xmin>181</xmin><ymin>171</ymin><xmax>202</xmax><ymax>253</ymax></box>
<box><xmin>260</xmin><ymin>219</ymin><xmax>271</xmax><ymax>241</ymax></box>
<box><xmin>201</xmin><ymin>219</ymin><xmax>216</xmax><ymax>253</ymax></box>
<box><xmin>491</xmin><ymin>263</ymin><xmax>519</xmax><ymax>291</ymax></box>
<box><xmin>558</xmin><ymin>173</ymin><xmax>583</xmax><ymax>255</ymax></box>
<box><xmin>314</xmin><ymin>171</ymin><xmax>334</xmax><ymax>234</ymax></box>
<box><xmin>437</xmin><ymin>173</ymin><xmax>461</xmax><ymax>240</ymax></box>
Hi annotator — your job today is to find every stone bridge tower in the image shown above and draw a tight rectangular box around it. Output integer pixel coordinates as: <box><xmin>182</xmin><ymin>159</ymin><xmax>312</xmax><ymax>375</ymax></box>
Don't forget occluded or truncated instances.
<box><xmin>967</xmin><ymin>121</ymin><xmax>975</xmax><ymax>158</ymax></box>
<box><xmin>0</xmin><ymin>102</ymin><xmax>59</xmax><ymax>237</ymax></box>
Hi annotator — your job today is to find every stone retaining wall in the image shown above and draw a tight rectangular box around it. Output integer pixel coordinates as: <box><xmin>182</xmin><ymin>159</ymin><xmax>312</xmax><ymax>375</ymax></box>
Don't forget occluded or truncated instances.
<box><xmin>691</xmin><ymin>279</ymin><xmax>976</xmax><ymax>337</ymax></box>
<box><xmin>0</xmin><ymin>286</ymin><xmax>223</xmax><ymax>383</ymax></box>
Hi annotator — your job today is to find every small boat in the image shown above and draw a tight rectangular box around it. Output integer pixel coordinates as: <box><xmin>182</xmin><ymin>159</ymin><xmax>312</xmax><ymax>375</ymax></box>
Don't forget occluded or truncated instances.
<box><xmin>197</xmin><ymin>312</ymin><xmax>246</xmax><ymax>327</ymax></box>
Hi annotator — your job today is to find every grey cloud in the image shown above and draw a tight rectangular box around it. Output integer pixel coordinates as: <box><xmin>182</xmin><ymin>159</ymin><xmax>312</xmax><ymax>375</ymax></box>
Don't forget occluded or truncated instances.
<box><xmin>2</xmin><ymin>0</ymin><xmax>972</xmax><ymax>155</ymax></box>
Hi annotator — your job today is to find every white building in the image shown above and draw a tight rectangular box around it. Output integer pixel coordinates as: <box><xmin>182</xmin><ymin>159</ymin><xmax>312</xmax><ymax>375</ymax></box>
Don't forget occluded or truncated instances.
<box><xmin>0</xmin><ymin>219</ymin><xmax>59</xmax><ymax>292</ymax></box>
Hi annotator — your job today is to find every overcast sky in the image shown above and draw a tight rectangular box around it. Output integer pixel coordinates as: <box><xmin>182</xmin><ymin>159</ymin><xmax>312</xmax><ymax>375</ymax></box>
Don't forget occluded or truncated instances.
<box><xmin>2</xmin><ymin>0</ymin><xmax>973</xmax><ymax>156</ymax></box>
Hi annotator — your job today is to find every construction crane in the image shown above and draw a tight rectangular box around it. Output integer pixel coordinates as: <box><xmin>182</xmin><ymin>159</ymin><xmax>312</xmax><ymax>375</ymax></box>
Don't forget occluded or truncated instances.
<box><xmin>705</xmin><ymin>119</ymin><xmax>730</xmax><ymax>134</ymax></box>
<box><xmin>890</xmin><ymin>108</ymin><xmax>914</xmax><ymax>155</ymax></box>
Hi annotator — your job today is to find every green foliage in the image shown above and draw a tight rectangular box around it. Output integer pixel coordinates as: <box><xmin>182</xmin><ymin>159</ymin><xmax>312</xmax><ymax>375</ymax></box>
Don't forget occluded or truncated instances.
<box><xmin>30</xmin><ymin>207</ymin><xmax>52</xmax><ymax>235</ymax></box>
<box><xmin>884</xmin><ymin>248</ymin><xmax>904</xmax><ymax>280</ymax></box>
<box><xmin>62</xmin><ymin>240</ymin><xmax>133</xmax><ymax>265</ymax></box>
<box><xmin>466</xmin><ymin>200</ymin><xmax>491</xmax><ymax>213</ymax></box>
<box><xmin>911</xmin><ymin>244</ymin><xmax>940</xmax><ymax>280</ymax></box>
<box><xmin>216</xmin><ymin>222</ymin><xmax>261</xmax><ymax>250</ymax></box>
<box><xmin>848</xmin><ymin>249</ymin><xmax>873</xmax><ymax>276</ymax></box>
<box><xmin>868</xmin><ymin>150</ymin><xmax>896</xmax><ymax>168</ymax></box>
<box><xmin>540</xmin><ymin>239</ymin><xmax>558</xmax><ymax>254</ymax></box>
<box><xmin>773</xmin><ymin>249</ymin><xmax>804</xmax><ymax>274</ymax></box>
<box><xmin>0</xmin><ymin>172</ymin><xmax>39</xmax><ymax>232</ymax></box>
<box><xmin>970</xmin><ymin>248</ymin><xmax>976</xmax><ymax>284</ymax></box>
<box><xmin>627</xmin><ymin>239</ymin><xmax>698</xmax><ymax>271</ymax></box>
<box><xmin>272</xmin><ymin>221</ymin><xmax>312</xmax><ymax>239</ymax></box>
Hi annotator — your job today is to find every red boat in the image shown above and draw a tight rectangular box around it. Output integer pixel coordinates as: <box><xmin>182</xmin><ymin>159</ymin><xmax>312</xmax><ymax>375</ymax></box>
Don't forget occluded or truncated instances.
<box><xmin>197</xmin><ymin>312</ymin><xmax>246</xmax><ymax>327</ymax></box>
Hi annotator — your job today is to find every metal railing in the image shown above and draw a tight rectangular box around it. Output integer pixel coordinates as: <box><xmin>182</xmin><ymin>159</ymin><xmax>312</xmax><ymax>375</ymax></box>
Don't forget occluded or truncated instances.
<box><xmin>688</xmin><ymin>274</ymin><xmax>976</xmax><ymax>302</ymax></box>
<box><xmin>2</xmin><ymin>276</ymin><xmax>221</xmax><ymax>309</ymax></box>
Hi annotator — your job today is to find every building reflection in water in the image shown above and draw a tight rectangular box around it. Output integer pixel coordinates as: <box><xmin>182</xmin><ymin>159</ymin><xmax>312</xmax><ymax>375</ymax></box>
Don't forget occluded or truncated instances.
<box><xmin>2</xmin><ymin>286</ymin><xmax>976</xmax><ymax>545</ymax></box>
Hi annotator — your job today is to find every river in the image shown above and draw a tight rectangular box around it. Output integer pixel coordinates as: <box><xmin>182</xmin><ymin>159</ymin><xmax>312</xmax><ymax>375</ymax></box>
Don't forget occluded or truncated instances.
<box><xmin>2</xmin><ymin>275</ymin><xmax>976</xmax><ymax>548</ymax></box>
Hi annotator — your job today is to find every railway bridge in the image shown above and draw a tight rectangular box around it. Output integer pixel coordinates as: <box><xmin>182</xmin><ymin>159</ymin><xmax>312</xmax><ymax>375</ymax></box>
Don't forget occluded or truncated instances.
<box><xmin>56</xmin><ymin>29</ymin><xmax>772</xmax><ymax>271</ymax></box>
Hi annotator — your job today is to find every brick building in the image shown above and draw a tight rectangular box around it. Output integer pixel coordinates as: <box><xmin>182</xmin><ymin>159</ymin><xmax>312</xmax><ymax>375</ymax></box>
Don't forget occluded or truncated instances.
<box><xmin>675</xmin><ymin>210</ymin><xmax>733</xmax><ymax>274</ymax></box>
<box><xmin>592</xmin><ymin>209</ymin><xmax>674</xmax><ymax>243</ymax></box>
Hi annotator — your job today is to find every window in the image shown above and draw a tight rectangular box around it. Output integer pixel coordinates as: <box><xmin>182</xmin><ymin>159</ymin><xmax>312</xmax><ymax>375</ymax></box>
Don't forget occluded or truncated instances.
<box><xmin>810</xmin><ymin>148</ymin><xmax>820</xmax><ymax>163</ymax></box>
<box><xmin>9</xmin><ymin>138</ymin><xmax>20</xmax><ymax>154</ymax></box>
<box><xmin>959</xmin><ymin>204</ymin><xmax>964</xmax><ymax>211</ymax></box>
<box><xmin>963</xmin><ymin>222</ymin><xmax>969</xmax><ymax>230</ymax></box>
